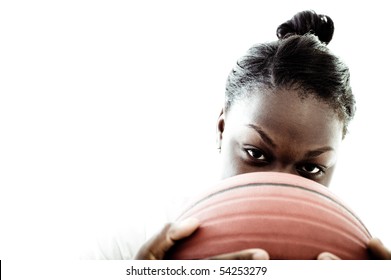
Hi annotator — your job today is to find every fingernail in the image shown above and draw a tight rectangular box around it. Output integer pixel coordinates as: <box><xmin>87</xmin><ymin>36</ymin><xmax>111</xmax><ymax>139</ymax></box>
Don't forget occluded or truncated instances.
<box><xmin>373</xmin><ymin>238</ymin><xmax>383</xmax><ymax>245</ymax></box>
<box><xmin>169</xmin><ymin>217</ymin><xmax>200</xmax><ymax>240</ymax></box>
<box><xmin>319</xmin><ymin>252</ymin><xmax>339</xmax><ymax>260</ymax></box>
<box><xmin>252</xmin><ymin>251</ymin><xmax>269</xmax><ymax>260</ymax></box>
<box><xmin>321</xmin><ymin>255</ymin><xmax>333</xmax><ymax>260</ymax></box>
<box><xmin>176</xmin><ymin>217</ymin><xmax>200</xmax><ymax>229</ymax></box>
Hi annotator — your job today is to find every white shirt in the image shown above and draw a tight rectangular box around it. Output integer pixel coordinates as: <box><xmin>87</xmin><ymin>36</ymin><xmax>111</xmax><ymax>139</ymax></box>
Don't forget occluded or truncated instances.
<box><xmin>80</xmin><ymin>195</ymin><xmax>191</xmax><ymax>260</ymax></box>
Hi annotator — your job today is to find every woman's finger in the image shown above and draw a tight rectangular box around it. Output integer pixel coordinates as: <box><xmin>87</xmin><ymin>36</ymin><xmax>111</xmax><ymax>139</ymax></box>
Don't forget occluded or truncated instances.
<box><xmin>317</xmin><ymin>252</ymin><xmax>340</xmax><ymax>260</ymax></box>
<box><xmin>135</xmin><ymin>218</ymin><xmax>200</xmax><ymax>260</ymax></box>
<box><xmin>367</xmin><ymin>238</ymin><xmax>391</xmax><ymax>260</ymax></box>
<box><xmin>206</xmin><ymin>248</ymin><xmax>269</xmax><ymax>260</ymax></box>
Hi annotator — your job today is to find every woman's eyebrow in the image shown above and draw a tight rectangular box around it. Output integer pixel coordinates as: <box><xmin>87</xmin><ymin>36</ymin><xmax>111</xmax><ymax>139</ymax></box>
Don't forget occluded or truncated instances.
<box><xmin>305</xmin><ymin>147</ymin><xmax>335</xmax><ymax>158</ymax></box>
<box><xmin>247</xmin><ymin>124</ymin><xmax>277</xmax><ymax>148</ymax></box>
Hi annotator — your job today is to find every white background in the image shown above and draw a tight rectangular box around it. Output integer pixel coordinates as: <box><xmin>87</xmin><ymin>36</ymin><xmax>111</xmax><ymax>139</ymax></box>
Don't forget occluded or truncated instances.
<box><xmin>1</xmin><ymin>0</ymin><xmax>391</xmax><ymax>260</ymax></box>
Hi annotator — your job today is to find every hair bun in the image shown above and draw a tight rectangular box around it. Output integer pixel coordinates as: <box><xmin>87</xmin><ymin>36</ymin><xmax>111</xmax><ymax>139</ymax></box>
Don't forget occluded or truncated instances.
<box><xmin>276</xmin><ymin>10</ymin><xmax>334</xmax><ymax>45</ymax></box>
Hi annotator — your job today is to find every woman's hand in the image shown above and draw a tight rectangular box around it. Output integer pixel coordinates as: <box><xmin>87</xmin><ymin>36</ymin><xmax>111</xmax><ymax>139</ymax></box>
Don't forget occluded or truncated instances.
<box><xmin>134</xmin><ymin>218</ymin><xmax>200</xmax><ymax>260</ymax></box>
<box><xmin>317</xmin><ymin>238</ymin><xmax>391</xmax><ymax>260</ymax></box>
<box><xmin>367</xmin><ymin>238</ymin><xmax>391</xmax><ymax>259</ymax></box>
<box><xmin>134</xmin><ymin>218</ymin><xmax>269</xmax><ymax>260</ymax></box>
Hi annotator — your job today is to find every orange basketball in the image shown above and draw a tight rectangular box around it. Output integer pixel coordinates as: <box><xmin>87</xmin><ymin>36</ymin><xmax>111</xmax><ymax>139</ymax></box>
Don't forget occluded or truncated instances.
<box><xmin>166</xmin><ymin>172</ymin><xmax>371</xmax><ymax>260</ymax></box>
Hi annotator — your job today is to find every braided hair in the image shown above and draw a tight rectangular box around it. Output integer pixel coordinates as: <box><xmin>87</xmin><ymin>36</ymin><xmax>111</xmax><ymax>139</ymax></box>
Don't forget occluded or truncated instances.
<box><xmin>225</xmin><ymin>10</ymin><xmax>355</xmax><ymax>136</ymax></box>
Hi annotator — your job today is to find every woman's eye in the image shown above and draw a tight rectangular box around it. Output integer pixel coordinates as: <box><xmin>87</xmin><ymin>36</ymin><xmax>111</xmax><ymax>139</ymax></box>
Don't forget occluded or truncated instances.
<box><xmin>300</xmin><ymin>164</ymin><xmax>323</xmax><ymax>175</ymax></box>
<box><xmin>246</xmin><ymin>149</ymin><xmax>266</xmax><ymax>160</ymax></box>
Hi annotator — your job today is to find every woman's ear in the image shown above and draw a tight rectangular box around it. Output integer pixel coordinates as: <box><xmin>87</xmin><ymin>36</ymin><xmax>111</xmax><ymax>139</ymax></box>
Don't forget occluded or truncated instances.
<box><xmin>216</xmin><ymin>108</ymin><xmax>225</xmax><ymax>151</ymax></box>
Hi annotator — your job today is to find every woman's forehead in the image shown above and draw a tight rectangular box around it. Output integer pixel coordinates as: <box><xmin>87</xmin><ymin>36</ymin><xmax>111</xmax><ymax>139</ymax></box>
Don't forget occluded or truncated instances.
<box><xmin>226</xmin><ymin>89</ymin><xmax>344</xmax><ymax>144</ymax></box>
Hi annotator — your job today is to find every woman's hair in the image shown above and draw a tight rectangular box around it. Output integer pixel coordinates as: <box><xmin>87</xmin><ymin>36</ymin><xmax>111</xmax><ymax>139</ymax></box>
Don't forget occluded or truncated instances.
<box><xmin>225</xmin><ymin>10</ymin><xmax>355</xmax><ymax>136</ymax></box>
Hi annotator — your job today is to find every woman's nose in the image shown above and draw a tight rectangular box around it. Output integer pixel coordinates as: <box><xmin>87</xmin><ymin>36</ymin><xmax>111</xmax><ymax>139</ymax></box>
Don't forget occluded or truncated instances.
<box><xmin>268</xmin><ymin>164</ymin><xmax>298</xmax><ymax>176</ymax></box>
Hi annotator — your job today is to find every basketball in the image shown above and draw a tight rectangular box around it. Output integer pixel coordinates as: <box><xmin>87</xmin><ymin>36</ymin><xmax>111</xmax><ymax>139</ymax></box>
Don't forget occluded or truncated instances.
<box><xmin>166</xmin><ymin>172</ymin><xmax>371</xmax><ymax>260</ymax></box>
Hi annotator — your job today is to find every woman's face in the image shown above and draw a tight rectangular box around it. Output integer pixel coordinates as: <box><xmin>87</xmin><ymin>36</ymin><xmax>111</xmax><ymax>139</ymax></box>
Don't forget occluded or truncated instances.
<box><xmin>217</xmin><ymin>88</ymin><xmax>344</xmax><ymax>186</ymax></box>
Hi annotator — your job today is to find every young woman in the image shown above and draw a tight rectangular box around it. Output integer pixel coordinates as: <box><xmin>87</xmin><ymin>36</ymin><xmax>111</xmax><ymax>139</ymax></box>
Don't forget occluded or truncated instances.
<box><xmin>134</xmin><ymin>10</ymin><xmax>390</xmax><ymax>260</ymax></box>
